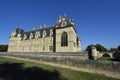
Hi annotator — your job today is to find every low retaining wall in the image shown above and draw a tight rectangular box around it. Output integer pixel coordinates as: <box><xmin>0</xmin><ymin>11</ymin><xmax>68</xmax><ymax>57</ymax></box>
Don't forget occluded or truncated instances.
<box><xmin>0</xmin><ymin>52</ymin><xmax>120</xmax><ymax>77</ymax></box>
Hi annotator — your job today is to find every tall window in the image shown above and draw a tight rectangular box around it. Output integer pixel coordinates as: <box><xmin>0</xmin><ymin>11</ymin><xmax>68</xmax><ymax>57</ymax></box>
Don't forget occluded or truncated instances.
<box><xmin>43</xmin><ymin>46</ymin><xmax>45</xmax><ymax>51</ymax></box>
<box><xmin>76</xmin><ymin>37</ymin><xmax>79</xmax><ymax>47</ymax></box>
<box><xmin>49</xmin><ymin>46</ymin><xmax>53</xmax><ymax>51</ymax></box>
<box><xmin>61</xmin><ymin>32</ymin><xmax>68</xmax><ymax>46</ymax></box>
<box><xmin>50</xmin><ymin>38</ymin><xmax>53</xmax><ymax>43</ymax></box>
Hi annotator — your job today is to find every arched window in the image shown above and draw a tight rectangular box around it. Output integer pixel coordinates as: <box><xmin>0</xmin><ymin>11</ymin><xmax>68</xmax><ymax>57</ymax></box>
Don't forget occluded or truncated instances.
<box><xmin>61</xmin><ymin>22</ymin><xmax>67</xmax><ymax>27</ymax></box>
<box><xmin>61</xmin><ymin>32</ymin><xmax>68</xmax><ymax>46</ymax></box>
<box><xmin>43</xmin><ymin>30</ymin><xmax>46</xmax><ymax>37</ymax></box>
<box><xmin>30</xmin><ymin>33</ymin><xmax>33</xmax><ymax>40</ymax></box>
<box><xmin>35</xmin><ymin>31</ymin><xmax>40</xmax><ymax>38</ymax></box>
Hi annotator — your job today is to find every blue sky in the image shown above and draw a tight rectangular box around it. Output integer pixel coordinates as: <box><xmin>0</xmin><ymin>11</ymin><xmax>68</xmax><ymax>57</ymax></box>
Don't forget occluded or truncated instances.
<box><xmin>0</xmin><ymin>0</ymin><xmax>120</xmax><ymax>50</ymax></box>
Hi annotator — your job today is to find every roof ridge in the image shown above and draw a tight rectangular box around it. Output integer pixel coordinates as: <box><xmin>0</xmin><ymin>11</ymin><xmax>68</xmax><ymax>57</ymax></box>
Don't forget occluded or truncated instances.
<box><xmin>24</xmin><ymin>26</ymin><xmax>54</xmax><ymax>33</ymax></box>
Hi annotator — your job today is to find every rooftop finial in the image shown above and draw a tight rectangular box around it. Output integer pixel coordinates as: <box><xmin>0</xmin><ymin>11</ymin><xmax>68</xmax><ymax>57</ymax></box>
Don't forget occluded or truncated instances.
<box><xmin>70</xmin><ymin>19</ymin><xmax>75</xmax><ymax>26</ymax></box>
<box><xmin>64</xmin><ymin>11</ymin><xmax>67</xmax><ymax>17</ymax></box>
<box><xmin>59</xmin><ymin>15</ymin><xmax>62</xmax><ymax>19</ymax></box>
<box><xmin>59</xmin><ymin>15</ymin><xmax>62</xmax><ymax>23</ymax></box>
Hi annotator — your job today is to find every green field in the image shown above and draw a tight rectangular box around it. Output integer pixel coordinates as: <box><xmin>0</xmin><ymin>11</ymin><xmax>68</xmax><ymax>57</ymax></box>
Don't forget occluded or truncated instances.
<box><xmin>0</xmin><ymin>57</ymin><xmax>119</xmax><ymax>80</ymax></box>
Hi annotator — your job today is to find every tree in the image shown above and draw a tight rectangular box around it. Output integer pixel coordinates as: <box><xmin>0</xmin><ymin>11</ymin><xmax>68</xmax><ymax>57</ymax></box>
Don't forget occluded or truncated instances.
<box><xmin>96</xmin><ymin>44</ymin><xmax>107</xmax><ymax>52</ymax></box>
<box><xmin>86</xmin><ymin>45</ymin><xmax>91</xmax><ymax>51</ymax></box>
<box><xmin>118</xmin><ymin>45</ymin><xmax>120</xmax><ymax>51</ymax></box>
<box><xmin>0</xmin><ymin>45</ymin><xmax>8</xmax><ymax>52</ymax></box>
<box><xmin>86</xmin><ymin>44</ymin><xmax>107</xmax><ymax>52</ymax></box>
<box><xmin>86</xmin><ymin>44</ymin><xmax>95</xmax><ymax>51</ymax></box>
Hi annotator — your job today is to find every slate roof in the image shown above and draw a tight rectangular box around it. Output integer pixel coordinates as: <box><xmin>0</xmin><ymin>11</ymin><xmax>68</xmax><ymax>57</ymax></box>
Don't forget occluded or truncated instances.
<box><xmin>14</xmin><ymin>28</ymin><xmax>24</xmax><ymax>37</ymax></box>
<box><xmin>13</xmin><ymin>15</ymin><xmax>76</xmax><ymax>40</ymax></box>
<box><xmin>21</xmin><ymin>26</ymin><xmax>55</xmax><ymax>40</ymax></box>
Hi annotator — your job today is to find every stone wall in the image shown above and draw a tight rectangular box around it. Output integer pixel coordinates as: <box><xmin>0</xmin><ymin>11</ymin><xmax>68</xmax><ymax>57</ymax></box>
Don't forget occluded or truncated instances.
<box><xmin>8</xmin><ymin>36</ymin><xmax>53</xmax><ymax>52</ymax></box>
<box><xmin>0</xmin><ymin>52</ymin><xmax>120</xmax><ymax>73</ymax></box>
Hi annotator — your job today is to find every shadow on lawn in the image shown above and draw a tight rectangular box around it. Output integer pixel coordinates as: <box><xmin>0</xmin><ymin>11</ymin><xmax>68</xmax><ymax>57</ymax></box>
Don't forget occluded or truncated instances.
<box><xmin>0</xmin><ymin>63</ymin><xmax>67</xmax><ymax>80</ymax></box>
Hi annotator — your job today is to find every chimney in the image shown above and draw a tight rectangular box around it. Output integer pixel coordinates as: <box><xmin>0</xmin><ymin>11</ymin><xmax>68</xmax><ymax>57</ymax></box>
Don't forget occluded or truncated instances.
<box><xmin>39</xmin><ymin>25</ymin><xmax>42</xmax><ymax>29</ymax></box>
<box><xmin>44</xmin><ymin>24</ymin><xmax>46</xmax><ymax>28</ymax></box>
<box><xmin>32</xmin><ymin>26</ymin><xmax>35</xmax><ymax>31</ymax></box>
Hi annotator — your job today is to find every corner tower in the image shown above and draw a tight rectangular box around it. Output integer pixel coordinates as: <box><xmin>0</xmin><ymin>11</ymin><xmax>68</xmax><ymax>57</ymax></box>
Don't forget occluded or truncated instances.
<box><xmin>55</xmin><ymin>14</ymin><xmax>82</xmax><ymax>52</ymax></box>
<box><xmin>8</xmin><ymin>27</ymin><xmax>24</xmax><ymax>52</ymax></box>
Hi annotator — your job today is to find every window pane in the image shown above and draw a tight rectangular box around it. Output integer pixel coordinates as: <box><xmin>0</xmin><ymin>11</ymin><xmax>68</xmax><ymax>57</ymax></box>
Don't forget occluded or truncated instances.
<box><xmin>61</xmin><ymin>32</ymin><xmax>68</xmax><ymax>46</ymax></box>
<box><xmin>49</xmin><ymin>46</ymin><xmax>53</xmax><ymax>51</ymax></box>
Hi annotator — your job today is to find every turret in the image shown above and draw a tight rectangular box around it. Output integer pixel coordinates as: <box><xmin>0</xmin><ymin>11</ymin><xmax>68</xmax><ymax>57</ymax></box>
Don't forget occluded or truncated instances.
<box><xmin>10</xmin><ymin>26</ymin><xmax>24</xmax><ymax>38</ymax></box>
<box><xmin>55</xmin><ymin>14</ymin><xmax>73</xmax><ymax>28</ymax></box>
<box><xmin>8</xmin><ymin>26</ymin><xmax>24</xmax><ymax>52</ymax></box>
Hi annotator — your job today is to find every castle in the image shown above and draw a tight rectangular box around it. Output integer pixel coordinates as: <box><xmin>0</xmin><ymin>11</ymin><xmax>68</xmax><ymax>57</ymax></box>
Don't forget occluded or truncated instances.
<box><xmin>8</xmin><ymin>15</ymin><xmax>82</xmax><ymax>52</ymax></box>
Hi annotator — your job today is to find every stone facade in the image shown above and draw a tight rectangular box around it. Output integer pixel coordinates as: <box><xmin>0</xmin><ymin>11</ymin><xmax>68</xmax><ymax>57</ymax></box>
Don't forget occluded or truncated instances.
<box><xmin>8</xmin><ymin>15</ymin><xmax>82</xmax><ymax>52</ymax></box>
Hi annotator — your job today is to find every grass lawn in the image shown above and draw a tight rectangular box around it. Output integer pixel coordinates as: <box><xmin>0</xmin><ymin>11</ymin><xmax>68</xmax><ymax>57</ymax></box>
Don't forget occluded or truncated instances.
<box><xmin>0</xmin><ymin>56</ymin><xmax>119</xmax><ymax>80</ymax></box>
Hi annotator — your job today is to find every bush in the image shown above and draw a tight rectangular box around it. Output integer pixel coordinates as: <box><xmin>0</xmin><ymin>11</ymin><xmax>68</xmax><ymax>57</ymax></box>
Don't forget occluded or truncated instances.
<box><xmin>0</xmin><ymin>45</ymin><xmax>8</xmax><ymax>52</ymax></box>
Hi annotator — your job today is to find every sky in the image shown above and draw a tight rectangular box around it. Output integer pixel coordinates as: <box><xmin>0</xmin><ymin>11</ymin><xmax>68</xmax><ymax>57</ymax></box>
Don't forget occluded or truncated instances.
<box><xmin>0</xmin><ymin>0</ymin><xmax>120</xmax><ymax>50</ymax></box>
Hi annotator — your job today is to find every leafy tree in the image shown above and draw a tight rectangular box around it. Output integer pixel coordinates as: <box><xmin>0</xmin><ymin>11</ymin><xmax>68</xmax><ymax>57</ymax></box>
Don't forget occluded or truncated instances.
<box><xmin>118</xmin><ymin>45</ymin><xmax>120</xmax><ymax>51</ymax></box>
<box><xmin>86</xmin><ymin>44</ymin><xmax>95</xmax><ymax>51</ymax></box>
<box><xmin>86</xmin><ymin>45</ymin><xmax>91</xmax><ymax>51</ymax></box>
<box><xmin>109</xmin><ymin>48</ymin><xmax>117</xmax><ymax>52</ymax></box>
<box><xmin>96</xmin><ymin>44</ymin><xmax>107</xmax><ymax>52</ymax></box>
<box><xmin>86</xmin><ymin>44</ymin><xmax>107</xmax><ymax>52</ymax></box>
<box><xmin>0</xmin><ymin>45</ymin><xmax>8</xmax><ymax>52</ymax></box>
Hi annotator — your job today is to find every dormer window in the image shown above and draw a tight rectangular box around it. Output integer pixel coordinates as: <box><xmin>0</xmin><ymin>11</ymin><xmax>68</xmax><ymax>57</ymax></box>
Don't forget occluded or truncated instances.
<box><xmin>50</xmin><ymin>29</ymin><xmax>53</xmax><ymax>37</ymax></box>
<box><xmin>61</xmin><ymin>22</ymin><xmax>67</xmax><ymax>27</ymax></box>
<box><xmin>30</xmin><ymin>33</ymin><xmax>33</xmax><ymax>39</ymax></box>
<box><xmin>23</xmin><ymin>34</ymin><xmax>27</xmax><ymax>40</ymax></box>
<box><xmin>35</xmin><ymin>31</ymin><xmax>40</xmax><ymax>38</ymax></box>
<box><xmin>38</xmin><ymin>31</ymin><xmax>40</xmax><ymax>37</ymax></box>
<box><xmin>43</xmin><ymin>30</ymin><xmax>46</xmax><ymax>37</ymax></box>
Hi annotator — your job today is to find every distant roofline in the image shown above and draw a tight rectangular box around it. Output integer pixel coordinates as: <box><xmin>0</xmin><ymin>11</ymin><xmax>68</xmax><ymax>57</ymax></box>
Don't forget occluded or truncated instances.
<box><xmin>23</xmin><ymin>25</ymin><xmax>55</xmax><ymax>33</ymax></box>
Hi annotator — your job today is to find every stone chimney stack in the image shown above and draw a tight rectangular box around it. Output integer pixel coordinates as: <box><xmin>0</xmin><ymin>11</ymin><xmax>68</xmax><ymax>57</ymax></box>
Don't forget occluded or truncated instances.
<box><xmin>32</xmin><ymin>26</ymin><xmax>35</xmax><ymax>31</ymax></box>
<box><xmin>44</xmin><ymin>24</ymin><xmax>46</xmax><ymax>28</ymax></box>
<box><xmin>39</xmin><ymin>25</ymin><xmax>42</xmax><ymax>29</ymax></box>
